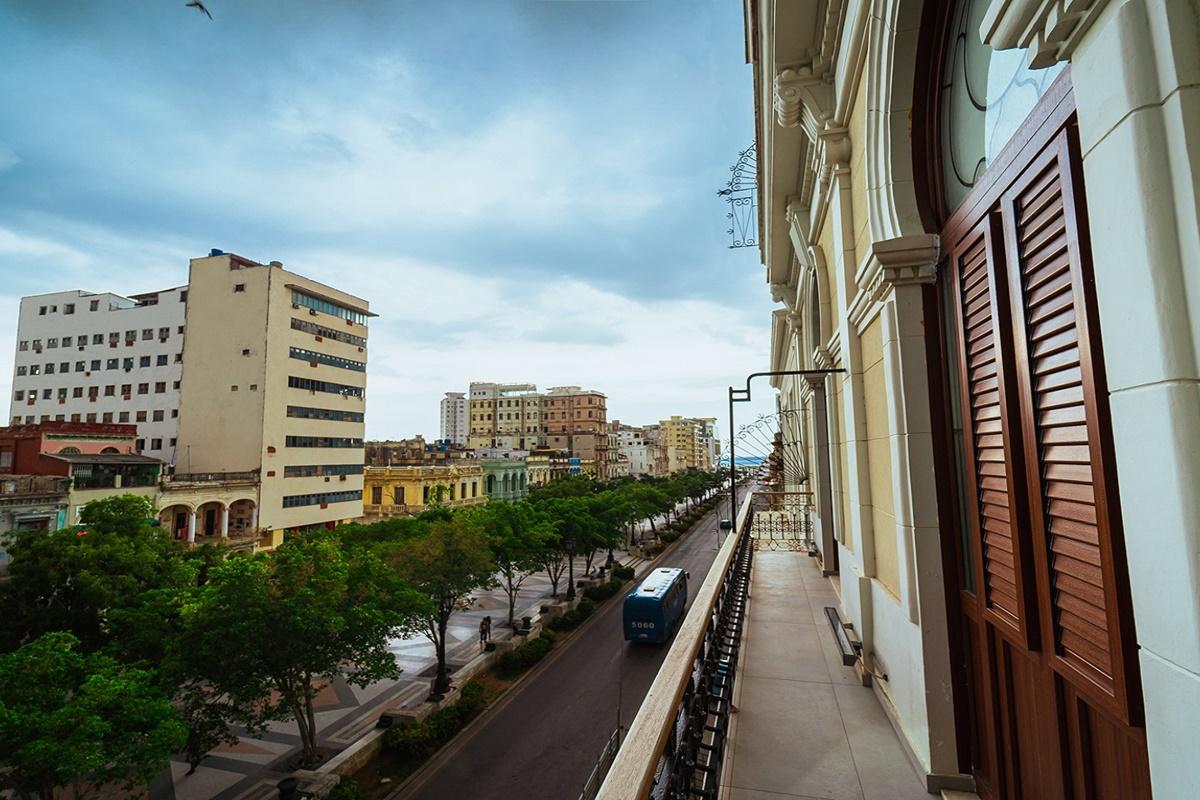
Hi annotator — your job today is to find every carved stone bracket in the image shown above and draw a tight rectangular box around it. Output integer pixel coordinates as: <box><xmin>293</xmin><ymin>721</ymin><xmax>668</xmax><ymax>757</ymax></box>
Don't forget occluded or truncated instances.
<box><xmin>866</xmin><ymin>234</ymin><xmax>941</xmax><ymax>304</ymax></box>
<box><xmin>979</xmin><ymin>0</ymin><xmax>1110</xmax><ymax>68</ymax></box>
<box><xmin>773</xmin><ymin>64</ymin><xmax>834</xmax><ymax>135</ymax></box>
<box><xmin>770</xmin><ymin>282</ymin><xmax>787</xmax><ymax>303</ymax></box>
<box><xmin>813</xmin><ymin>346</ymin><xmax>833</xmax><ymax>371</ymax></box>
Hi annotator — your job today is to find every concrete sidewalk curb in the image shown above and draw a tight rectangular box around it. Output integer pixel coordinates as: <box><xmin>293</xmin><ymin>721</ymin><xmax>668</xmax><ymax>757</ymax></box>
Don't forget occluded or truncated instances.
<box><xmin>379</xmin><ymin>494</ymin><xmax>729</xmax><ymax>800</ymax></box>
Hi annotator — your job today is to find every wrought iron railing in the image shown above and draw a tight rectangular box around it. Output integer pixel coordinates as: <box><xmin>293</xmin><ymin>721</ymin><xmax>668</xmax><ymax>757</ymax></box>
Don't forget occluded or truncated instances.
<box><xmin>168</xmin><ymin>470</ymin><xmax>259</xmax><ymax>484</ymax></box>
<box><xmin>596</xmin><ymin>492</ymin><xmax>757</xmax><ymax>800</ymax></box>
<box><xmin>748</xmin><ymin>491</ymin><xmax>814</xmax><ymax>552</ymax></box>
<box><xmin>578</xmin><ymin>727</ymin><xmax>623</xmax><ymax>800</ymax></box>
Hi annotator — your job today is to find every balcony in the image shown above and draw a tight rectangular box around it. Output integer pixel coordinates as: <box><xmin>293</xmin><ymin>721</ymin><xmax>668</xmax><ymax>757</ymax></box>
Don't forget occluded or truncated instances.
<box><xmin>597</xmin><ymin>490</ymin><xmax>928</xmax><ymax>800</ymax></box>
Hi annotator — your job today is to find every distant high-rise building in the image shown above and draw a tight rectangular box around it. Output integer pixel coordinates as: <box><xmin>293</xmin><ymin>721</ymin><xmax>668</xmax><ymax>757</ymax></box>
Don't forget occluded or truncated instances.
<box><xmin>544</xmin><ymin>386</ymin><xmax>608</xmax><ymax>479</ymax></box>
<box><xmin>440</xmin><ymin>392</ymin><xmax>467</xmax><ymax>445</ymax></box>
<box><xmin>467</xmin><ymin>382</ymin><xmax>544</xmax><ymax>451</ymax></box>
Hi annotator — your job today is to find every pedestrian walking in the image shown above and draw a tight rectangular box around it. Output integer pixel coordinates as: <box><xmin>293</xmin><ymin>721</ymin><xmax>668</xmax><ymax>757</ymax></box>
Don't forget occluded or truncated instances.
<box><xmin>479</xmin><ymin>617</ymin><xmax>488</xmax><ymax>651</ymax></box>
<box><xmin>484</xmin><ymin>616</ymin><xmax>492</xmax><ymax>643</ymax></box>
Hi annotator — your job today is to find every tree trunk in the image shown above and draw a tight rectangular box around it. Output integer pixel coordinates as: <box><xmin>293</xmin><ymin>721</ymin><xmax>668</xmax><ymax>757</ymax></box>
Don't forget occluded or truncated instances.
<box><xmin>505</xmin><ymin>571</ymin><xmax>517</xmax><ymax>627</ymax></box>
<box><xmin>434</xmin><ymin>615</ymin><xmax>451</xmax><ymax>695</ymax></box>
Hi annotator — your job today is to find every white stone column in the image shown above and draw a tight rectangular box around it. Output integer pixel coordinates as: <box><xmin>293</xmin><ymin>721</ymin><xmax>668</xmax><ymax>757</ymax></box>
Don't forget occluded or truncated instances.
<box><xmin>220</xmin><ymin>505</ymin><xmax>229</xmax><ymax>538</ymax></box>
<box><xmin>187</xmin><ymin>511</ymin><xmax>196</xmax><ymax>544</ymax></box>
<box><xmin>249</xmin><ymin>504</ymin><xmax>258</xmax><ymax>531</ymax></box>
<box><xmin>804</xmin><ymin>374</ymin><xmax>837</xmax><ymax>574</ymax></box>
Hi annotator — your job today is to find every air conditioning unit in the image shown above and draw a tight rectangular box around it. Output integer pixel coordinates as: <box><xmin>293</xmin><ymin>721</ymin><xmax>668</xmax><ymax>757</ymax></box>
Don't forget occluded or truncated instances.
<box><xmin>324</xmin><ymin>476</ymin><xmax>330</xmax><ymax>482</ymax></box>
<box><xmin>122</xmin><ymin>394</ymin><xmax>131</xmax><ymax>400</ymax></box>
<box><xmin>292</xmin><ymin>303</ymin><xmax>301</xmax><ymax>309</ymax></box>
<box><xmin>78</xmin><ymin>346</ymin><xmax>84</xmax><ymax>352</ymax></box>
<box><xmin>109</xmin><ymin>342</ymin><xmax>116</xmax><ymax>348</ymax></box>
<box><xmin>57</xmin><ymin>398</ymin><xmax>64</xmax><ymax>405</ymax></box>
<box><xmin>339</xmin><ymin>474</ymin><xmax>347</xmax><ymax>481</ymax></box>
<box><xmin>88</xmin><ymin>397</ymin><xmax>96</xmax><ymax>403</ymax></box>
<box><xmin>357</xmin><ymin>346</ymin><xmax>364</xmax><ymax>352</ymax></box>
<box><xmin>314</xmin><ymin>335</ymin><xmax>323</xmax><ymax>342</ymax></box>
<box><xmin>309</xmin><ymin>309</ymin><xmax>317</xmax><ymax>316</ymax></box>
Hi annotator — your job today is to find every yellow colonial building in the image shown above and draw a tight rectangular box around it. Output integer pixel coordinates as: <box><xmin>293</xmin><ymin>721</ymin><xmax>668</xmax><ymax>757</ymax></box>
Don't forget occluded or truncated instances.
<box><xmin>361</xmin><ymin>463</ymin><xmax>485</xmax><ymax>518</ymax></box>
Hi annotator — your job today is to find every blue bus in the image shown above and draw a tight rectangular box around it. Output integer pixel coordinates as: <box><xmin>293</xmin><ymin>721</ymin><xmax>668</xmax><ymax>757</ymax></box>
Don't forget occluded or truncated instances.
<box><xmin>623</xmin><ymin>567</ymin><xmax>689</xmax><ymax>643</ymax></box>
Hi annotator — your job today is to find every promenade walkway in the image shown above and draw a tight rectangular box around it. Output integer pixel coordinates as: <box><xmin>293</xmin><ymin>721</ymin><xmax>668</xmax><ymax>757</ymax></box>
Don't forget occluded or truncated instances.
<box><xmin>720</xmin><ymin>549</ymin><xmax>931</xmax><ymax>800</ymax></box>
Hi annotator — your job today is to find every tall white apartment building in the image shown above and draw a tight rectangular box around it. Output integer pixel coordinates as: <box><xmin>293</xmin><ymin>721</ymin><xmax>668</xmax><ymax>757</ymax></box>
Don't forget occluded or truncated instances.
<box><xmin>612</xmin><ymin>421</ymin><xmax>653</xmax><ymax>476</ymax></box>
<box><xmin>9</xmin><ymin>288</ymin><xmax>187</xmax><ymax>463</ymax></box>
<box><xmin>439</xmin><ymin>391</ymin><xmax>467</xmax><ymax>446</ymax></box>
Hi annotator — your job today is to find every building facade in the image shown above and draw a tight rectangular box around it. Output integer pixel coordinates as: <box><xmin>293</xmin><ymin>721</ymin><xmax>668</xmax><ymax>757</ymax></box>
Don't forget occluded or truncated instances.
<box><xmin>8</xmin><ymin>288</ymin><xmax>187</xmax><ymax>463</ymax></box>
<box><xmin>361</xmin><ymin>463</ymin><xmax>485</xmax><ymax>518</ymax></box>
<box><xmin>174</xmin><ymin>251</ymin><xmax>371</xmax><ymax>534</ymax></box>
<box><xmin>747</xmin><ymin>1</ymin><xmax>1200</xmax><ymax>796</ymax></box>
<box><xmin>544</xmin><ymin>385</ymin><xmax>608</xmax><ymax>478</ymax></box>
<box><xmin>467</xmin><ymin>382</ymin><xmax>543</xmax><ymax>450</ymax></box>
<box><xmin>482</xmin><ymin>458</ymin><xmax>528</xmax><ymax>502</ymax></box>
<box><xmin>439</xmin><ymin>391</ymin><xmax>467</xmax><ymax>446</ymax></box>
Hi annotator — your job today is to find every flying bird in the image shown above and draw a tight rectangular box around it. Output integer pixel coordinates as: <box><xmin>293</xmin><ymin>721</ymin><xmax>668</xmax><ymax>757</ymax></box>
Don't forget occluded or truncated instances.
<box><xmin>186</xmin><ymin>0</ymin><xmax>213</xmax><ymax>20</ymax></box>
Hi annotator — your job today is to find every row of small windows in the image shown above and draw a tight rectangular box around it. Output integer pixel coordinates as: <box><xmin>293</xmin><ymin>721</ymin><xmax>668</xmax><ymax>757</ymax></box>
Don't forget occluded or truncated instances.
<box><xmin>14</xmin><ymin>381</ymin><xmax>178</xmax><ymax>402</ymax></box>
<box><xmin>18</xmin><ymin>327</ymin><xmax>183</xmax><ymax>351</ymax></box>
<box><xmin>288</xmin><ymin>347</ymin><xmax>366</xmax><ymax>372</ymax></box>
<box><xmin>284</xmin><ymin>435</ymin><xmax>364</xmax><ymax>448</ymax></box>
<box><xmin>288</xmin><ymin>375</ymin><xmax>364</xmax><ymax>398</ymax></box>
<box><xmin>291</xmin><ymin>290</ymin><xmax>370</xmax><ymax>326</ymax></box>
<box><xmin>11</xmin><ymin>412</ymin><xmax>177</xmax><ymax>434</ymax></box>
<box><xmin>282</xmin><ymin>490</ymin><xmax>361</xmax><ymax>509</ymax></box>
<box><xmin>35</xmin><ymin>295</ymin><xmax>185</xmax><ymax>317</ymax></box>
<box><xmin>286</xmin><ymin>405</ymin><xmax>365</xmax><ymax>423</ymax></box>
<box><xmin>17</xmin><ymin>353</ymin><xmax>178</xmax><ymax>376</ymax></box>
<box><xmin>290</xmin><ymin>317</ymin><xmax>367</xmax><ymax>348</ymax></box>
<box><xmin>283</xmin><ymin>464</ymin><xmax>365</xmax><ymax>478</ymax></box>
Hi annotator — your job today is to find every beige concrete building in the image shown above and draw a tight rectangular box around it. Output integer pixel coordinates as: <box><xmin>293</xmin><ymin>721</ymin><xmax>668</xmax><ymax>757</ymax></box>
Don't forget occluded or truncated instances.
<box><xmin>544</xmin><ymin>385</ymin><xmax>608</xmax><ymax>478</ymax></box>
<box><xmin>467</xmin><ymin>382</ymin><xmax>543</xmax><ymax>450</ymax></box>
<box><xmin>174</xmin><ymin>252</ymin><xmax>371</xmax><ymax>535</ymax></box>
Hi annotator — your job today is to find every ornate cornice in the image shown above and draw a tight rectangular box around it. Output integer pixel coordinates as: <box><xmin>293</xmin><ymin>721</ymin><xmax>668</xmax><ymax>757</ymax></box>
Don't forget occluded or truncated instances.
<box><xmin>773</xmin><ymin>64</ymin><xmax>834</xmax><ymax>136</ymax></box>
<box><xmin>979</xmin><ymin>0</ymin><xmax>1110</xmax><ymax>68</ymax></box>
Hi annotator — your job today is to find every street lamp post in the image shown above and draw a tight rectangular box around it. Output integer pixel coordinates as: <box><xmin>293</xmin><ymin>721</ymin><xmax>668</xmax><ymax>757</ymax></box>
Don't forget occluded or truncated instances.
<box><xmin>728</xmin><ymin>369</ymin><xmax>845</xmax><ymax>521</ymax></box>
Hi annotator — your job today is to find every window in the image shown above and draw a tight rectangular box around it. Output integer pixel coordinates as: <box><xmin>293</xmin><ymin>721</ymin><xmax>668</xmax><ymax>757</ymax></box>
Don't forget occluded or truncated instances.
<box><xmin>156</xmin><ymin>354</ymin><xmax>168</xmax><ymax>366</ymax></box>
<box><xmin>63</xmin><ymin>303</ymin><xmax>74</xmax><ymax>315</ymax></box>
<box><xmin>0</xmin><ymin>451</ymin><xmax>10</xmax><ymax>467</ymax></box>
<box><xmin>230</xmin><ymin>385</ymin><xmax>238</xmax><ymax>391</ymax></box>
<box><xmin>139</xmin><ymin>356</ymin><xmax>151</xmax><ymax>367</ymax></box>
<box><xmin>137</xmin><ymin>383</ymin><xmax>148</xmax><ymax>395</ymax></box>
<box><xmin>38</xmin><ymin>306</ymin><xmax>46</xmax><ymax>315</ymax></box>
<box><xmin>63</xmin><ymin>336</ymin><xmax>73</xmax><ymax>347</ymax></box>
<box><xmin>24</xmin><ymin>416</ymin><xmax>33</xmax><ymax>423</ymax></box>
<box><xmin>142</xmin><ymin>329</ymin><xmax>153</xmax><ymax>340</ymax></box>
<box><xmin>87</xmin><ymin>386</ymin><xmax>98</xmax><ymax>398</ymax></box>
<box><xmin>371</xmin><ymin>485</ymin><xmax>383</xmax><ymax>504</ymax></box>
<box><xmin>241</xmin><ymin>348</ymin><xmax>250</xmax><ymax>356</ymax></box>
<box><xmin>150</xmin><ymin>438</ymin><xmax>162</xmax><ymax>450</ymax></box>
<box><xmin>93</xmin><ymin>334</ymin><xmax>103</xmax><ymax>344</ymax></box>
<box><xmin>287</xmin><ymin>376</ymin><xmax>364</xmax><ymax>398</ymax></box>
<box><xmin>135</xmin><ymin>438</ymin><xmax>144</xmax><ymax>451</ymax></box>
<box><xmin>283</xmin><ymin>464</ymin><xmax>364</xmax><ymax>477</ymax></box>
<box><xmin>173</xmin><ymin>380</ymin><xmax>180</xmax><ymax>390</ymax></box>
<box><xmin>89</xmin><ymin>299</ymin><xmax>99</xmax><ymax>311</ymax></box>
<box><xmin>108</xmin><ymin>332</ymin><xmax>119</xmax><ymax>344</ymax></box>
<box><xmin>13</xmin><ymin>390</ymin><xmax>23</xmax><ymax>401</ymax></box>
<box><xmin>42</xmin><ymin>389</ymin><xmax>51</xmax><ymax>399</ymax></box>
<box><xmin>75</xmin><ymin>361</ymin><xmax>85</xmax><ymax>372</ymax></box>
<box><xmin>291</xmin><ymin>290</ymin><xmax>370</xmax><ymax>325</ymax></box>
<box><xmin>154</xmin><ymin>382</ymin><xmax>166</xmax><ymax>393</ymax></box>
<box><xmin>169</xmin><ymin>438</ymin><xmax>176</xmax><ymax>447</ymax></box>
<box><xmin>281</xmin><ymin>490</ymin><xmax>360</xmax><ymax>508</ymax></box>
<box><xmin>288</xmin><ymin>347</ymin><xmax>366</xmax><ymax>372</ymax></box>
<box><xmin>289</xmin><ymin>317</ymin><xmax>367</xmax><ymax>348</ymax></box>
<box><xmin>136</xmin><ymin>411</ymin><xmax>147</xmax><ymax>422</ymax></box>
<box><xmin>120</xmin><ymin>384</ymin><xmax>131</xmax><ymax>395</ymax></box>
<box><xmin>125</xmin><ymin>330</ymin><xmax>136</xmax><ymax>342</ymax></box>
<box><xmin>69</xmin><ymin>413</ymin><xmax>80</xmax><ymax>422</ymax></box>
<box><xmin>174</xmin><ymin>353</ymin><xmax>182</xmax><ymax>363</ymax></box>
<box><xmin>179</xmin><ymin>291</ymin><xmax>187</xmax><ymax>302</ymax></box>
<box><xmin>284</xmin><ymin>435</ymin><xmax>364</xmax><ymax>448</ymax></box>
<box><xmin>102</xmin><ymin>412</ymin><xmax>113</xmax><ymax>423</ymax></box>
<box><xmin>16</xmin><ymin>366</ymin><xmax>26</xmax><ymax>376</ymax></box>
<box><xmin>106</xmin><ymin>358</ymin><xmax>118</xmax><ymax>370</ymax></box>
<box><xmin>123</xmin><ymin>358</ymin><xmax>133</xmax><ymax>370</ymax></box>
<box><xmin>32</xmin><ymin>339</ymin><xmax>41</xmax><ymax>350</ymax></box>
<box><xmin>177</xmin><ymin>325</ymin><xmax>184</xmax><ymax>334</ymax></box>
<box><xmin>158</xmin><ymin>327</ymin><xmax>170</xmax><ymax>339</ymax></box>
<box><xmin>234</xmin><ymin>283</ymin><xmax>245</xmax><ymax>292</ymax></box>
<box><xmin>285</xmin><ymin>405</ymin><xmax>365</xmax><ymax>423</ymax></box>
<box><xmin>171</xmin><ymin>409</ymin><xmax>178</xmax><ymax>418</ymax></box>
<box><xmin>119</xmin><ymin>411</ymin><xmax>130</xmax><ymax>423</ymax></box>
<box><xmin>45</xmin><ymin>364</ymin><xmax>55</xmax><ymax>375</ymax></box>
<box><xmin>72</xmin><ymin>387</ymin><xmax>82</xmax><ymax>398</ymax></box>
<box><xmin>85</xmin><ymin>413</ymin><xmax>96</xmax><ymax>423</ymax></box>
<box><xmin>91</xmin><ymin>360</ymin><xmax>100</xmax><ymax>370</ymax></box>
<box><xmin>152</xmin><ymin>409</ymin><xmax>165</xmax><ymax>422</ymax></box>
<box><xmin>18</xmin><ymin>340</ymin><xmax>27</xmax><ymax>351</ymax></box>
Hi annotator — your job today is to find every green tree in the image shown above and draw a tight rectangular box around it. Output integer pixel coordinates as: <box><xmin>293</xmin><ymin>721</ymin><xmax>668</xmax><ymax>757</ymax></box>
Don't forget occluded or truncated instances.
<box><xmin>0</xmin><ymin>495</ymin><xmax>190</xmax><ymax>653</ymax></box>
<box><xmin>176</xmin><ymin>533</ymin><xmax>416</xmax><ymax>767</ymax></box>
<box><xmin>386</xmin><ymin>520</ymin><xmax>494</xmax><ymax>697</ymax></box>
<box><xmin>466</xmin><ymin>502</ymin><xmax>554</xmax><ymax>628</ymax></box>
<box><xmin>0</xmin><ymin>631</ymin><xmax>186</xmax><ymax>800</ymax></box>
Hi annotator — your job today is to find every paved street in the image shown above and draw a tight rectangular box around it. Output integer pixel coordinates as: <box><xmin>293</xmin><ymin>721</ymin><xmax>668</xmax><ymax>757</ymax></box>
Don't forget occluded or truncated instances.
<box><xmin>398</xmin><ymin>494</ymin><xmax>735</xmax><ymax>800</ymax></box>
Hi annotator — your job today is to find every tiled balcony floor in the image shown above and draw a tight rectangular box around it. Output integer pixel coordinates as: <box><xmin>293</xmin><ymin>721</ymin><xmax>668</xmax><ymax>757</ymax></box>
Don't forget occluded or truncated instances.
<box><xmin>720</xmin><ymin>550</ymin><xmax>931</xmax><ymax>800</ymax></box>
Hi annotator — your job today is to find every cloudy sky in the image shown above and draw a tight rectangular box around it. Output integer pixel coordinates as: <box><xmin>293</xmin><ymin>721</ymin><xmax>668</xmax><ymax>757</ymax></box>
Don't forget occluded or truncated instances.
<box><xmin>0</xmin><ymin>0</ymin><xmax>779</xmax><ymax>449</ymax></box>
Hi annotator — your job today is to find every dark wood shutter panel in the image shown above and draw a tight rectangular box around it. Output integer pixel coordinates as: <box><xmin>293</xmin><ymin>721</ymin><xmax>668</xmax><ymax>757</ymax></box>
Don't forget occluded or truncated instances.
<box><xmin>1001</xmin><ymin>131</ymin><xmax>1135</xmax><ymax>716</ymax></box>
<box><xmin>951</xmin><ymin>221</ymin><xmax>1033</xmax><ymax>643</ymax></box>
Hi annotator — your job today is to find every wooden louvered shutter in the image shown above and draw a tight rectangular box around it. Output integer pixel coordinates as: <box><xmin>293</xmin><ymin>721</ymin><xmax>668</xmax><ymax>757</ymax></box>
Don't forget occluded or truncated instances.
<box><xmin>949</xmin><ymin>215</ymin><xmax>1037</xmax><ymax>648</ymax></box>
<box><xmin>999</xmin><ymin>128</ymin><xmax>1139</xmax><ymax>721</ymax></box>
